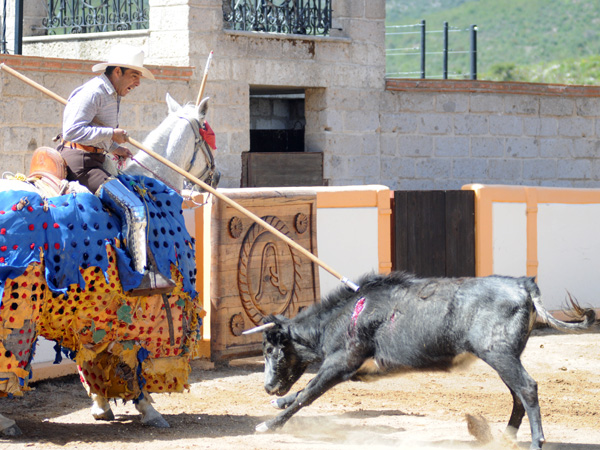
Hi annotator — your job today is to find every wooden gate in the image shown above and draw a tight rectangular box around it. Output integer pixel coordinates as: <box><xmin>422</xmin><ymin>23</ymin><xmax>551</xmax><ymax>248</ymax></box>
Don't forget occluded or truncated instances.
<box><xmin>241</xmin><ymin>152</ymin><xmax>324</xmax><ymax>187</ymax></box>
<box><xmin>393</xmin><ymin>190</ymin><xmax>475</xmax><ymax>277</ymax></box>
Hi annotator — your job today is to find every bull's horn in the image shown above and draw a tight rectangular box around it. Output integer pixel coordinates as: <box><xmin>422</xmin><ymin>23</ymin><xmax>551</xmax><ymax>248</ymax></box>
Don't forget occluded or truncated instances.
<box><xmin>242</xmin><ymin>322</ymin><xmax>276</xmax><ymax>335</ymax></box>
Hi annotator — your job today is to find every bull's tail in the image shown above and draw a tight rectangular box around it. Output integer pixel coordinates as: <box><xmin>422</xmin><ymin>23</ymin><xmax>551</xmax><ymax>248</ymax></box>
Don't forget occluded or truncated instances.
<box><xmin>528</xmin><ymin>280</ymin><xmax>596</xmax><ymax>332</ymax></box>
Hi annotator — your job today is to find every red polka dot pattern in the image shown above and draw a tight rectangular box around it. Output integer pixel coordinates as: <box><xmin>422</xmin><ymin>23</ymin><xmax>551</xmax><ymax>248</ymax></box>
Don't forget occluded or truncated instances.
<box><xmin>0</xmin><ymin>246</ymin><xmax>204</xmax><ymax>400</ymax></box>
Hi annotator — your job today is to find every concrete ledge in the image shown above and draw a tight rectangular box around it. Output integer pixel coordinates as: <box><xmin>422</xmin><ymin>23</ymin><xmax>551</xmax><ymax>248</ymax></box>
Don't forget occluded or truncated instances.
<box><xmin>0</xmin><ymin>53</ymin><xmax>193</xmax><ymax>81</ymax></box>
<box><xmin>30</xmin><ymin>360</ymin><xmax>78</xmax><ymax>382</ymax></box>
<box><xmin>23</xmin><ymin>29</ymin><xmax>150</xmax><ymax>44</ymax></box>
<box><xmin>223</xmin><ymin>29</ymin><xmax>352</xmax><ymax>44</ymax></box>
<box><xmin>386</xmin><ymin>78</ymin><xmax>600</xmax><ymax>97</ymax></box>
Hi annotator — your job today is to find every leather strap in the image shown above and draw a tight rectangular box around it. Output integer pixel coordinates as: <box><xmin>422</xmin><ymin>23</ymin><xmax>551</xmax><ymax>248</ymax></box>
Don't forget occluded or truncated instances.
<box><xmin>62</xmin><ymin>140</ymin><xmax>104</xmax><ymax>154</ymax></box>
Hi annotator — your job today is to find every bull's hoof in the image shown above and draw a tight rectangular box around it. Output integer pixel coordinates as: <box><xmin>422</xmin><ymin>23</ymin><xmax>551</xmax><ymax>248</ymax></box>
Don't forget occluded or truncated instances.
<box><xmin>466</xmin><ymin>413</ymin><xmax>493</xmax><ymax>444</ymax></box>
<box><xmin>255</xmin><ymin>421</ymin><xmax>270</xmax><ymax>433</ymax></box>
<box><xmin>504</xmin><ymin>425</ymin><xmax>518</xmax><ymax>439</ymax></box>
<box><xmin>92</xmin><ymin>409</ymin><xmax>115</xmax><ymax>421</ymax></box>
<box><xmin>142</xmin><ymin>416</ymin><xmax>170</xmax><ymax>428</ymax></box>
<box><xmin>271</xmin><ymin>398</ymin><xmax>286</xmax><ymax>410</ymax></box>
<box><xmin>2</xmin><ymin>424</ymin><xmax>22</xmax><ymax>437</ymax></box>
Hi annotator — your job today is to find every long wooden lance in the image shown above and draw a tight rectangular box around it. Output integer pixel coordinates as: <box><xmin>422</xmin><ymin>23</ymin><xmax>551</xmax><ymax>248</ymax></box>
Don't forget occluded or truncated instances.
<box><xmin>195</xmin><ymin>51</ymin><xmax>213</xmax><ymax>107</ymax></box>
<box><xmin>0</xmin><ymin>62</ymin><xmax>360</xmax><ymax>292</ymax></box>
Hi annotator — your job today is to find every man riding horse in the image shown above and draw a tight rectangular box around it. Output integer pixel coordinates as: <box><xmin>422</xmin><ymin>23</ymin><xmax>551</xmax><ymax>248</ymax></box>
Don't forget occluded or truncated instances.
<box><xmin>0</xmin><ymin>55</ymin><xmax>218</xmax><ymax>433</ymax></box>
<box><xmin>56</xmin><ymin>44</ymin><xmax>174</xmax><ymax>295</ymax></box>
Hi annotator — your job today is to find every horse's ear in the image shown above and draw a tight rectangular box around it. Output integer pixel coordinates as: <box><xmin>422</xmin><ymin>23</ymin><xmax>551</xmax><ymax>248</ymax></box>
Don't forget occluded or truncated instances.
<box><xmin>165</xmin><ymin>93</ymin><xmax>181</xmax><ymax>113</ymax></box>
<box><xmin>197</xmin><ymin>97</ymin><xmax>210</xmax><ymax>118</ymax></box>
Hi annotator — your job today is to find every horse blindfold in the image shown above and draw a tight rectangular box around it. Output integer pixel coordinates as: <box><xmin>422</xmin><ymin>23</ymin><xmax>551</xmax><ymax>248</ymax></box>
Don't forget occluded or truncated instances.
<box><xmin>199</xmin><ymin>121</ymin><xmax>216</xmax><ymax>150</ymax></box>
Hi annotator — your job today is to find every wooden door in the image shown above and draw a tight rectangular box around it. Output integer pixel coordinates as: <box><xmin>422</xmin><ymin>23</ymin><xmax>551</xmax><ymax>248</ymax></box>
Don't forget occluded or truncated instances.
<box><xmin>393</xmin><ymin>190</ymin><xmax>475</xmax><ymax>277</ymax></box>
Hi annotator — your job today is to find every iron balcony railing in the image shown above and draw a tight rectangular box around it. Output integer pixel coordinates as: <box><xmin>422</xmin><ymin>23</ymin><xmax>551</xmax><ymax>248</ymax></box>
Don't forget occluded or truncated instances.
<box><xmin>39</xmin><ymin>0</ymin><xmax>149</xmax><ymax>35</ymax></box>
<box><xmin>223</xmin><ymin>0</ymin><xmax>332</xmax><ymax>36</ymax></box>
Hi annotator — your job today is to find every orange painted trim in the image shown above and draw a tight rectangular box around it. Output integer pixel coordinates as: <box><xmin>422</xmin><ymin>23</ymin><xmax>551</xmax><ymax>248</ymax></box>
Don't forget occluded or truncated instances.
<box><xmin>463</xmin><ymin>184</ymin><xmax>494</xmax><ymax>276</ymax></box>
<box><xmin>524</xmin><ymin>188</ymin><xmax>539</xmax><ymax>277</ymax></box>
<box><xmin>316</xmin><ymin>186</ymin><xmax>392</xmax><ymax>274</ymax></box>
<box><xmin>316</xmin><ymin>190</ymin><xmax>381</xmax><ymax>208</ymax></box>
<box><xmin>462</xmin><ymin>184</ymin><xmax>600</xmax><ymax>277</ymax></box>
<box><xmin>196</xmin><ymin>197</ymin><xmax>212</xmax><ymax>347</ymax></box>
<box><xmin>376</xmin><ymin>189</ymin><xmax>393</xmax><ymax>274</ymax></box>
<box><xmin>183</xmin><ymin>195</ymin><xmax>212</xmax><ymax>360</ymax></box>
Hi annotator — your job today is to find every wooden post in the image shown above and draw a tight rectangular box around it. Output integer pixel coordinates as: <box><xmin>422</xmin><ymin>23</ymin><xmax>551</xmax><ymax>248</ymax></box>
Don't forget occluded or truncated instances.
<box><xmin>195</xmin><ymin>51</ymin><xmax>213</xmax><ymax>107</ymax></box>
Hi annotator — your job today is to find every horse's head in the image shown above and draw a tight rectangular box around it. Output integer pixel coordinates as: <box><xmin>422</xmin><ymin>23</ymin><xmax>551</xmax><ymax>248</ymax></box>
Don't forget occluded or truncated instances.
<box><xmin>122</xmin><ymin>93</ymin><xmax>220</xmax><ymax>192</ymax></box>
<box><xmin>164</xmin><ymin>93</ymin><xmax>220</xmax><ymax>190</ymax></box>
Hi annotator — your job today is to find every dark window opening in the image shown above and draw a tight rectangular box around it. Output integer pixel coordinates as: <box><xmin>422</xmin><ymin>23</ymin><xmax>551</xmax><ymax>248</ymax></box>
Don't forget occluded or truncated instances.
<box><xmin>243</xmin><ymin>87</ymin><xmax>323</xmax><ymax>187</ymax></box>
<box><xmin>249</xmin><ymin>88</ymin><xmax>305</xmax><ymax>153</ymax></box>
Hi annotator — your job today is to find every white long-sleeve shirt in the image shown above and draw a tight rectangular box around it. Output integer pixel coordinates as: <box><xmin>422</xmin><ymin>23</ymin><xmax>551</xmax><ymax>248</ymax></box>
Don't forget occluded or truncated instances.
<box><xmin>62</xmin><ymin>74</ymin><xmax>121</xmax><ymax>152</ymax></box>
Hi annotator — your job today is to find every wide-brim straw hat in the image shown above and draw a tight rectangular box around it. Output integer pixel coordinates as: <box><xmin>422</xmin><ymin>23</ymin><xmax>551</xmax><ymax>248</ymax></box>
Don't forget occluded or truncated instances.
<box><xmin>92</xmin><ymin>44</ymin><xmax>155</xmax><ymax>80</ymax></box>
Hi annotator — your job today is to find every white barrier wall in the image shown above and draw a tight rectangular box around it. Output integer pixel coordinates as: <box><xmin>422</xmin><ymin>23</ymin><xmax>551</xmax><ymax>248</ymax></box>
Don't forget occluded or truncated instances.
<box><xmin>464</xmin><ymin>184</ymin><xmax>600</xmax><ymax>311</ymax></box>
<box><xmin>492</xmin><ymin>203</ymin><xmax>527</xmax><ymax>277</ymax></box>
<box><xmin>317</xmin><ymin>206</ymin><xmax>380</xmax><ymax>295</ymax></box>
<box><xmin>313</xmin><ymin>185</ymin><xmax>391</xmax><ymax>294</ymax></box>
<box><xmin>537</xmin><ymin>203</ymin><xmax>600</xmax><ymax>310</ymax></box>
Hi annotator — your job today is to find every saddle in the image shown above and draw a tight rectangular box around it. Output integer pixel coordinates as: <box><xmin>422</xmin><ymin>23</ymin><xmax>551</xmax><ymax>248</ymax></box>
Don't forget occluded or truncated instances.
<box><xmin>28</xmin><ymin>147</ymin><xmax>69</xmax><ymax>197</ymax></box>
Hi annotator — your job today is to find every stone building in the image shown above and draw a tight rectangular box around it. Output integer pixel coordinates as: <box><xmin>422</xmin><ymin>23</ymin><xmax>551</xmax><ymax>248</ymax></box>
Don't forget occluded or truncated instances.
<box><xmin>2</xmin><ymin>0</ymin><xmax>600</xmax><ymax>189</ymax></box>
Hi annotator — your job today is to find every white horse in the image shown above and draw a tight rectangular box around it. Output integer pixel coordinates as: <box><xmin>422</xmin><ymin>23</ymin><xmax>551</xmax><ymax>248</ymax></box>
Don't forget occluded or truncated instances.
<box><xmin>0</xmin><ymin>93</ymin><xmax>215</xmax><ymax>436</ymax></box>
<box><xmin>111</xmin><ymin>93</ymin><xmax>218</xmax><ymax>191</ymax></box>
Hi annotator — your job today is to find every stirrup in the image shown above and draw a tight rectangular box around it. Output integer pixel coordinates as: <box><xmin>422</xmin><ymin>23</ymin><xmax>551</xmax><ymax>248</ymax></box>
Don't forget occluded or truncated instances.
<box><xmin>127</xmin><ymin>270</ymin><xmax>176</xmax><ymax>296</ymax></box>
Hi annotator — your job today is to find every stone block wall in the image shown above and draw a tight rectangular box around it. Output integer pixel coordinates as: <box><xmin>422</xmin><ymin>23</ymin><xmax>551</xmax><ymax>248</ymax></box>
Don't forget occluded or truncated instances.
<box><xmin>382</xmin><ymin>80</ymin><xmax>600</xmax><ymax>190</ymax></box>
<box><xmin>5</xmin><ymin>0</ymin><xmax>388</xmax><ymax>189</ymax></box>
<box><xmin>5</xmin><ymin>0</ymin><xmax>389</xmax><ymax>187</ymax></box>
<box><xmin>183</xmin><ymin>0</ymin><xmax>387</xmax><ymax>187</ymax></box>
<box><xmin>3</xmin><ymin>1</ymin><xmax>600</xmax><ymax>190</ymax></box>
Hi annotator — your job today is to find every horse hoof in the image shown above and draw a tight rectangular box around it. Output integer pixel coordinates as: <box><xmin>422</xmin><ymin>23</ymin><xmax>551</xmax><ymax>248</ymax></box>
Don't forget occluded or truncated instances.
<box><xmin>142</xmin><ymin>416</ymin><xmax>170</xmax><ymax>428</ymax></box>
<box><xmin>255</xmin><ymin>422</ymin><xmax>270</xmax><ymax>433</ymax></box>
<box><xmin>92</xmin><ymin>409</ymin><xmax>115</xmax><ymax>421</ymax></box>
<box><xmin>2</xmin><ymin>424</ymin><xmax>22</xmax><ymax>437</ymax></box>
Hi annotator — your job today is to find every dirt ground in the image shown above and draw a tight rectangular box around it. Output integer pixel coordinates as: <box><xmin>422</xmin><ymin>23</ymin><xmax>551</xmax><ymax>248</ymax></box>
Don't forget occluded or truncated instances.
<box><xmin>0</xmin><ymin>328</ymin><xmax>598</xmax><ymax>450</ymax></box>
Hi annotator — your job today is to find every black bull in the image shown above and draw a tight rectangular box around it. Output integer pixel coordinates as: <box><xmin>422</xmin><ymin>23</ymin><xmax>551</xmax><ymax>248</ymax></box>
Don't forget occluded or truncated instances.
<box><xmin>247</xmin><ymin>272</ymin><xmax>596</xmax><ymax>450</ymax></box>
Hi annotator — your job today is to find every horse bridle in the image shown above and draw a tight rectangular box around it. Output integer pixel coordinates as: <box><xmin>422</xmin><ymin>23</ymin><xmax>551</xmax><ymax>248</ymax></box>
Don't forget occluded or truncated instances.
<box><xmin>179</xmin><ymin>113</ymin><xmax>219</xmax><ymax>188</ymax></box>
<box><xmin>128</xmin><ymin>112</ymin><xmax>220</xmax><ymax>197</ymax></box>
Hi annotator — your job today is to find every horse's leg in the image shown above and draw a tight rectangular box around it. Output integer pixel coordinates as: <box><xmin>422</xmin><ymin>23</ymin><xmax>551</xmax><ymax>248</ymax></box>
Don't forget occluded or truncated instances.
<box><xmin>0</xmin><ymin>413</ymin><xmax>22</xmax><ymax>436</ymax></box>
<box><xmin>0</xmin><ymin>275</ymin><xmax>37</xmax><ymax>438</ymax></box>
<box><xmin>90</xmin><ymin>393</ymin><xmax>115</xmax><ymax>421</ymax></box>
<box><xmin>134</xmin><ymin>393</ymin><xmax>170</xmax><ymax>428</ymax></box>
<box><xmin>80</xmin><ymin>356</ymin><xmax>167</xmax><ymax>426</ymax></box>
<box><xmin>77</xmin><ymin>363</ymin><xmax>115</xmax><ymax>422</ymax></box>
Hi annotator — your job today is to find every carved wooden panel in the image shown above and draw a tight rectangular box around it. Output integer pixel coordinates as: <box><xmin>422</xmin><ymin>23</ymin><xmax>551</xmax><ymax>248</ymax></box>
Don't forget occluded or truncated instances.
<box><xmin>210</xmin><ymin>189</ymin><xmax>319</xmax><ymax>361</ymax></box>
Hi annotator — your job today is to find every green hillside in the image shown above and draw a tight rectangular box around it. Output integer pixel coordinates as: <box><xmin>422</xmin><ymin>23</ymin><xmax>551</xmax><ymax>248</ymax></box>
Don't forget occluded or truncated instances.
<box><xmin>385</xmin><ymin>0</ymin><xmax>600</xmax><ymax>84</ymax></box>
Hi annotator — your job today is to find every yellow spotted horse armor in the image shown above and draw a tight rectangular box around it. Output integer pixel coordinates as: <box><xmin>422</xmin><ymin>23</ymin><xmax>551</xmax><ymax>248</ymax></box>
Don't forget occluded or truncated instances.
<box><xmin>0</xmin><ymin>175</ymin><xmax>203</xmax><ymax>400</ymax></box>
